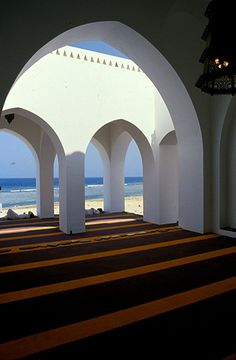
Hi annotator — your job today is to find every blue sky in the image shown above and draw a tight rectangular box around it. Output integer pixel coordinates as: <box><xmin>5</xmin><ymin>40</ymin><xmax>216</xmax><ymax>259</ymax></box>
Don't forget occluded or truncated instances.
<box><xmin>71</xmin><ymin>40</ymin><xmax>127</xmax><ymax>58</ymax></box>
<box><xmin>0</xmin><ymin>41</ymin><xmax>142</xmax><ymax>178</ymax></box>
<box><xmin>0</xmin><ymin>132</ymin><xmax>142</xmax><ymax>178</ymax></box>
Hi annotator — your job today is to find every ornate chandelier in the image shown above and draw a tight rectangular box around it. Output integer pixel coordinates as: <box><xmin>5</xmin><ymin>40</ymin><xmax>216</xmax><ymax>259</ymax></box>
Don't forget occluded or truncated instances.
<box><xmin>195</xmin><ymin>0</ymin><xmax>236</xmax><ymax>95</ymax></box>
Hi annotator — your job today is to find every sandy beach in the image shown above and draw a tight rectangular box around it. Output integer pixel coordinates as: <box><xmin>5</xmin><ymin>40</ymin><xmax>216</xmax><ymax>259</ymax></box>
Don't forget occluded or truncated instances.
<box><xmin>0</xmin><ymin>196</ymin><xmax>143</xmax><ymax>217</ymax></box>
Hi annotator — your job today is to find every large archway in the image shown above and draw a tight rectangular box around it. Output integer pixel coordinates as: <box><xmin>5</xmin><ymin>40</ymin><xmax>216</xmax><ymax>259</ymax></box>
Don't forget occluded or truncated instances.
<box><xmin>2</xmin><ymin>21</ymin><xmax>204</xmax><ymax>233</ymax></box>
<box><xmin>12</xmin><ymin>21</ymin><xmax>203</xmax><ymax>233</ymax></box>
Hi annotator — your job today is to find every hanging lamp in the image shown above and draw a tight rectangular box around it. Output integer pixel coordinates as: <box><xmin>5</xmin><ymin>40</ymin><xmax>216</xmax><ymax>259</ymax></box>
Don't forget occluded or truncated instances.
<box><xmin>195</xmin><ymin>0</ymin><xmax>236</xmax><ymax>95</ymax></box>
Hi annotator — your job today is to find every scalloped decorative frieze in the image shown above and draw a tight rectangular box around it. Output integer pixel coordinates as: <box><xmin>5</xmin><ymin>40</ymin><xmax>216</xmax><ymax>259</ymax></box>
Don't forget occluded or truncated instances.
<box><xmin>51</xmin><ymin>48</ymin><xmax>143</xmax><ymax>73</ymax></box>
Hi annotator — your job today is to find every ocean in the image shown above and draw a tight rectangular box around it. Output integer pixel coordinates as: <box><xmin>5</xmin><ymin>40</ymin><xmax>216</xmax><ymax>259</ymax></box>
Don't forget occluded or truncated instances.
<box><xmin>0</xmin><ymin>177</ymin><xmax>143</xmax><ymax>208</ymax></box>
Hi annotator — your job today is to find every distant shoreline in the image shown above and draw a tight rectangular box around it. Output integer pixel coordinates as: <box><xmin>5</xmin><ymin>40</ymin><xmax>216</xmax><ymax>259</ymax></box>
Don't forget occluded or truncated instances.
<box><xmin>0</xmin><ymin>177</ymin><xmax>143</xmax><ymax>209</ymax></box>
<box><xmin>0</xmin><ymin>195</ymin><xmax>144</xmax><ymax>217</ymax></box>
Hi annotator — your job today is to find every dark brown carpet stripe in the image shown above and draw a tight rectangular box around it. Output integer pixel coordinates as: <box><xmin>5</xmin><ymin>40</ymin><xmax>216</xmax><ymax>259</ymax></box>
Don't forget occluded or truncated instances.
<box><xmin>0</xmin><ymin>276</ymin><xmax>235</xmax><ymax>360</ymax></box>
<box><xmin>0</xmin><ymin>212</ymin><xmax>235</xmax><ymax>359</ymax></box>
<box><xmin>0</xmin><ymin>228</ymin><xmax>199</xmax><ymax>267</ymax></box>
<box><xmin>0</xmin><ymin>233</ymin><xmax>220</xmax><ymax>273</ymax></box>
<box><xmin>46</xmin><ymin>290</ymin><xmax>235</xmax><ymax>360</ymax></box>
<box><xmin>2</xmin><ymin>236</ymin><xmax>230</xmax><ymax>296</ymax></box>
<box><xmin>0</xmin><ymin>213</ymin><xmax>144</xmax><ymax>240</ymax></box>
<box><xmin>0</xmin><ymin>220</ymin><xmax>149</xmax><ymax>241</ymax></box>
<box><xmin>1</xmin><ymin>252</ymin><xmax>236</xmax><ymax>346</ymax></box>
<box><xmin>0</xmin><ymin>235</ymin><xmax>225</xmax><ymax>293</ymax></box>
<box><xmin>1</xmin><ymin>246</ymin><xmax>236</xmax><ymax>303</ymax></box>
<box><xmin>0</xmin><ymin>220</ymin><xmax>161</xmax><ymax>247</ymax></box>
<box><xmin>0</xmin><ymin>225</ymin><xmax>181</xmax><ymax>254</ymax></box>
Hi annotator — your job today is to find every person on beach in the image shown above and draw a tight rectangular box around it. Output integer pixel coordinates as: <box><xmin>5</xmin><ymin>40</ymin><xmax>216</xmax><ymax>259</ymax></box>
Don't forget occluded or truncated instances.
<box><xmin>0</xmin><ymin>207</ymin><xmax>103</xmax><ymax>220</ymax></box>
<box><xmin>85</xmin><ymin>208</ymin><xmax>104</xmax><ymax>215</ymax></box>
<box><xmin>0</xmin><ymin>208</ymin><xmax>35</xmax><ymax>220</ymax></box>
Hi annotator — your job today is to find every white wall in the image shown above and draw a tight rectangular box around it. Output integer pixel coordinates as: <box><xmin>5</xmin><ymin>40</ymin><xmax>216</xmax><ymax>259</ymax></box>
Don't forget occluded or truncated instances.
<box><xmin>4</xmin><ymin>47</ymin><xmax>157</xmax><ymax>154</ymax></box>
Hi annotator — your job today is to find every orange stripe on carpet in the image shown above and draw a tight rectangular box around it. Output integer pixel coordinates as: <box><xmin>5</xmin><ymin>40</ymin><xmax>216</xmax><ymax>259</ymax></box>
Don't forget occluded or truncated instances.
<box><xmin>0</xmin><ymin>243</ymin><xmax>235</xmax><ymax>305</ymax></box>
<box><xmin>0</xmin><ymin>233</ymin><xmax>219</xmax><ymax>273</ymax></box>
<box><xmin>0</xmin><ymin>220</ymin><xmax>153</xmax><ymax>243</ymax></box>
<box><xmin>0</xmin><ymin>275</ymin><xmax>235</xmax><ymax>359</ymax></box>
<box><xmin>0</xmin><ymin>226</ymin><xmax>181</xmax><ymax>255</ymax></box>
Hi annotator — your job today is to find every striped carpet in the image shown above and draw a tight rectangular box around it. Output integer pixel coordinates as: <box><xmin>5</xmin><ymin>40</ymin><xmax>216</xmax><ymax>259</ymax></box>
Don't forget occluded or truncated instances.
<box><xmin>0</xmin><ymin>212</ymin><xmax>235</xmax><ymax>359</ymax></box>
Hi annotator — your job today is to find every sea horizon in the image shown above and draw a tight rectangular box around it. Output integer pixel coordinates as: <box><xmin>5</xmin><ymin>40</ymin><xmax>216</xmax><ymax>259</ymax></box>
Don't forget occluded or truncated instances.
<box><xmin>0</xmin><ymin>176</ymin><xmax>143</xmax><ymax>208</ymax></box>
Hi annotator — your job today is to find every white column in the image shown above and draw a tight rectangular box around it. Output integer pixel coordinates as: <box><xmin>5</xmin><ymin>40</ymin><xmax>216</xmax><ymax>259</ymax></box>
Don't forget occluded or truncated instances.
<box><xmin>109</xmin><ymin>155</ymin><xmax>125</xmax><ymax>212</ymax></box>
<box><xmin>103</xmin><ymin>145</ymin><xmax>125</xmax><ymax>212</ymax></box>
<box><xmin>105</xmin><ymin>131</ymin><xmax>131</xmax><ymax>213</ymax></box>
<box><xmin>91</xmin><ymin>138</ymin><xmax>111</xmax><ymax>213</ymax></box>
<box><xmin>142</xmin><ymin>153</ymin><xmax>160</xmax><ymax>224</ymax></box>
<box><xmin>36</xmin><ymin>133</ymin><xmax>55</xmax><ymax>218</ymax></box>
<box><xmin>159</xmin><ymin>144</ymin><xmax>178</xmax><ymax>224</ymax></box>
<box><xmin>59</xmin><ymin>151</ymin><xmax>85</xmax><ymax>234</ymax></box>
<box><xmin>103</xmin><ymin>162</ymin><xmax>111</xmax><ymax>212</ymax></box>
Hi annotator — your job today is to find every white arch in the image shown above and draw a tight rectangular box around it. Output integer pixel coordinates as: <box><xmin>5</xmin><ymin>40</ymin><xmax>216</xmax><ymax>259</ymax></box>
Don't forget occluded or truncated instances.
<box><xmin>92</xmin><ymin>124</ymin><xmax>132</xmax><ymax>213</ymax></box>
<box><xmin>1</xmin><ymin>107</ymin><xmax>65</xmax><ymax>160</ymax></box>
<box><xmin>2</xmin><ymin>21</ymin><xmax>204</xmax><ymax>233</ymax></box>
<box><xmin>15</xmin><ymin>21</ymin><xmax>203</xmax><ymax>232</ymax></box>
<box><xmin>91</xmin><ymin>133</ymin><xmax>144</xmax><ymax>215</ymax></box>
<box><xmin>89</xmin><ymin>119</ymin><xmax>158</xmax><ymax>222</ymax></box>
<box><xmin>18</xmin><ymin>21</ymin><xmax>202</xmax><ymax>141</ymax></box>
<box><xmin>1</xmin><ymin>108</ymin><xmax>65</xmax><ymax>219</ymax></box>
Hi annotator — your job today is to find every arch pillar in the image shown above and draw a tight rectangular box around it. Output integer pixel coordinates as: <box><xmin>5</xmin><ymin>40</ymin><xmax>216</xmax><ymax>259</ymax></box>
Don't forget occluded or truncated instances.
<box><xmin>142</xmin><ymin>159</ymin><xmax>159</xmax><ymax>224</ymax></box>
<box><xmin>103</xmin><ymin>161</ymin><xmax>125</xmax><ymax>212</ymax></box>
<box><xmin>158</xmin><ymin>131</ymin><xmax>178</xmax><ymax>224</ymax></box>
<box><xmin>36</xmin><ymin>132</ymin><xmax>55</xmax><ymax>218</ymax></box>
<box><xmin>59</xmin><ymin>151</ymin><xmax>85</xmax><ymax>234</ymax></box>
<box><xmin>107</xmin><ymin>130</ymin><xmax>132</xmax><ymax>213</ymax></box>
<box><xmin>106</xmin><ymin>156</ymin><xmax>125</xmax><ymax>213</ymax></box>
<box><xmin>93</xmin><ymin>126</ymin><xmax>132</xmax><ymax>213</ymax></box>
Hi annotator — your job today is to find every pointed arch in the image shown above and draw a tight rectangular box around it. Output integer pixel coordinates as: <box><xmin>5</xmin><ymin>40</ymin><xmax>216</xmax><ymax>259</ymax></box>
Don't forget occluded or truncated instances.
<box><xmin>1</xmin><ymin>107</ymin><xmax>65</xmax><ymax>219</ymax></box>
<box><xmin>12</xmin><ymin>21</ymin><xmax>203</xmax><ymax>232</ymax></box>
<box><xmin>87</xmin><ymin>119</ymin><xmax>157</xmax><ymax>222</ymax></box>
<box><xmin>1</xmin><ymin>107</ymin><xmax>65</xmax><ymax>160</ymax></box>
